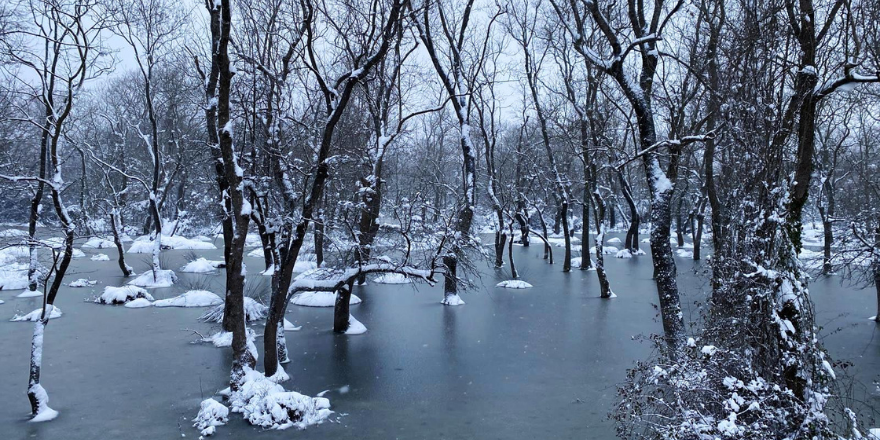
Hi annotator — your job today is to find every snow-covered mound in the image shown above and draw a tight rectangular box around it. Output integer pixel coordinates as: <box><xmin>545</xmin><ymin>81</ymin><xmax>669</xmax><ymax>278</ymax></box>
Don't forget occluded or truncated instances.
<box><xmin>180</xmin><ymin>258</ymin><xmax>223</xmax><ymax>273</ymax></box>
<box><xmin>72</xmin><ymin>249</ymin><xmax>86</xmax><ymax>258</ymax></box>
<box><xmin>0</xmin><ymin>245</ymin><xmax>30</xmax><ymax>261</ymax></box>
<box><xmin>345</xmin><ymin>314</ymin><xmax>367</xmax><ymax>334</ymax></box>
<box><xmin>496</xmin><ymin>280</ymin><xmax>533</xmax><ymax>289</ymax></box>
<box><xmin>82</xmin><ymin>237</ymin><xmax>116</xmax><ymax>249</ymax></box>
<box><xmin>616</xmin><ymin>249</ymin><xmax>633</xmax><ymax>259</ymax></box>
<box><xmin>570</xmin><ymin>257</ymin><xmax>596</xmax><ymax>269</ymax></box>
<box><xmin>0</xmin><ymin>263</ymin><xmax>30</xmax><ymax>290</ymax></box>
<box><xmin>128</xmin><ymin>235</ymin><xmax>217</xmax><ymax>253</ymax></box>
<box><xmin>607</xmin><ymin>237</ymin><xmax>622</xmax><ymax>244</ymax></box>
<box><xmin>290</xmin><ymin>291</ymin><xmax>362</xmax><ymax>307</ymax></box>
<box><xmin>124</xmin><ymin>298</ymin><xmax>153</xmax><ymax>308</ymax></box>
<box><xmin>69</xmin><ymin>279</ymin><xmax>97</xmax><ymax>287</ymax></box>
<box><xmin>11</xmin><ymin>305</ymin><xmax>62</xmax><ymax>322</ymax></box>
<box><xmin>229</xmin><ymin>367</ymin><xmax>333</xmax><ymax>430</ymax></box>
<box><xmin>244</xmin><ymin>233</ymin><xmax>263</xmax><ymax>247</ymax></box>
<box><xmin>17</xmin><ymin>289</ymin><xmax>43</xmax><ymax>298</ymax></box>
<box><xmin>441</xmin><ymin>294</ymin><xmax>465</xmax><ymax>306</ymax></box>
<box><xmin>28</xmin><ymin>383</ymin><xmax>58</xmax><ymax>422</ymax></box>
<box><xmin>590</xmin><ymin>246</ymin><xmax>620</xmax><ymax>255</ymax></box>
<box><xmin>128</xmin><ymin>269</ymin><xmax>177</xmax><ymax>288</ymax></box>
<box><xmin>194</xmin><ymin>398</ymin><xmax>228</xmax><ymax>436</ymax></box>
<box><xmin>201</xmin><ymin>297</ymin><xmax>268</xmax><ymax>323</ymax></box>
<box><xmin>153</xmin><ymin>290</ymin><xmax>223</xmax><ymax>308</ymax></box>
<box><xmin>373</xmin><ymin>273</ymin><xmax>411</xmax><ymax>284</ymax></box>
<box><xmin>90</xmin><ymin>253</ymin><xmax>110</xmax><ymax>261</ymax></box>
<box><xmin>96</xmin><ymin>286</ymin><xmax>154</xmax><ymax>305</ymax></box>
<box><xmin>675</xmin><ymin>248</ymin><xmax>694</xmax><ymax>258</ymax></box>
<box><xmin>0</xmin><ymin>228</ymin><xmax>28</xmax><ymax>238</ymax></box>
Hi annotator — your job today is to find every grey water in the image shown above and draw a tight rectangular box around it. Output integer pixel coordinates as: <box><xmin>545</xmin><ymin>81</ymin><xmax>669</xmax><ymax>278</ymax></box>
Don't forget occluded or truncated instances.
<box><xmin>0</xmin><ymin>234</ymin><xmax>877</xmax><ymax>439</ymax></box>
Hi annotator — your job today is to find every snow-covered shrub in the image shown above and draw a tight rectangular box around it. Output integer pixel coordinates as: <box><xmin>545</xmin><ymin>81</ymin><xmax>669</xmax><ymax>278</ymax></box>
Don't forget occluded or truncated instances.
<box><xmin>200</xmin><ymin>297</ymin><xmax>268</xmax><ymax>323</ymax></box>
<box><xmin>128</xmin><ymin>269</ymin><xmax>177</xmax><ymax>288</ymax></box>
<box><xmin>96</xmin><ymin>286</ymin><xmax>154</xmax><ymax>305</ymax></box>
<box><xmin>193</xmin><ymin>398</ymin><xmax>228</xmax><ymax>436</ymax></box>
<box><xmin>228</xmin><ymin>367</ymin><xmax>333</xmax><ymax>430</ymax></box>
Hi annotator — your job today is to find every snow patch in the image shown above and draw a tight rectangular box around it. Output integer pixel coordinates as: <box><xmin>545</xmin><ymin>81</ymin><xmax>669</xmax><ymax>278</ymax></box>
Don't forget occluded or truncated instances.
<box><xmin>496</xmin><ymin>280</ymin><xmax>533</xmax><ymax>289</ymax></box>
<box><xmin>441</xmin><ymin>294</ymin><xmax>465</xmax><ymax>306</ymax></box>
<box><xmin>68</xmin><ymin>278</ymin><xmax>97</xmax><ymax>287</ymax></box>
<box><xmin>180</xmin><ymin>258</ymin><xmax>223</xmax><ymax>273</ymax></box>
<box><xmin>12</xmin><ymin>306</ymin><xmax>62</xmax><ymax>322</ymax></box>
<box><xmin>290</xmin><ymin>291</ymin><xmax>362</xmax><ymax>307</ymax></box>
<box><xmin>124</xmin><ymin>298</ymin><xmax>153</xmax><ymax>308</ymax></box>
<box><xmin>128</xmin><ymin>270</ymin><xmax>177</xmax><ymax>288</ymax></box>
<box><xmin>90</xmin><ymin>253</ymin><xmax>110</xmax><ymax>261</ymax></box>
<box><xmin>153</xmin><ymin>290</ymin><xmax>223</xmax><ymax>308</ymax></box>
<box><xmin>345</xmin><ymin>314</ymin><xmax>367</xmax><ymax>334</ymax></box>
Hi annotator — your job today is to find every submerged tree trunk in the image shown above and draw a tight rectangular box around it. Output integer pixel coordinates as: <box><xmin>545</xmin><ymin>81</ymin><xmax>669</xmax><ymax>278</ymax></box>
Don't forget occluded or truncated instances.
<box><xmin>617</xmin><ymin>172</ymin><xmax>640</xmax><ymax>253</ymax></box>
<box><xmin>508</xmin><ymin>224</ymin><xmax>518</xmax><ymax>279</ymax></box>
<box><xmin>591</xmin><ymin>168</ymin><xmax>612</xmax><ymax>298</ymax></box>
<box><xmin>580</xmin><ymin>183</ymin><xmax>592</xmax><ymax>270</ymax></box>
<box><xmin>333</xmin><ymin>283</ymin><xmax>353</xmax><ymax>333</ymax></box>
<box><xmin>110</xmin><ymin>211</ymin><xmax>133</xmax><ymax>277</ymax></box>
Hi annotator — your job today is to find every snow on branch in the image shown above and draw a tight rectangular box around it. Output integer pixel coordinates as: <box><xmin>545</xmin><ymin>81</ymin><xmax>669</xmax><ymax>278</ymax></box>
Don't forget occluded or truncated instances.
<box><xmin>614</xmin><ymin>129</ymin><xmax>719</xmax><ymax>170</ymax></box>
<box><xmin>287</xmin><ymin>262</ymin><xmax>439</xmax><ymax>300</ymax></box>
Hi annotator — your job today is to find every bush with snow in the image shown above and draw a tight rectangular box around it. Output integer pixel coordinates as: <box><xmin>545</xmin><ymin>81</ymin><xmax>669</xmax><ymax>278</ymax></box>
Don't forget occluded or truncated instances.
<box><xmin>496</xmin><ymin>280</ymin><xmax>533</xmax><ymax>289</ymax></box>
<box><xmin>153</xmin><ymin>290</ymin><xmax>223</xmax><ymax>308</ymax></box>
<box><xmin>193</xmin><ymin>398</ymin><xmax>228</xmax><ymax>436</ymax></box>
<box><xmin>96</xmin><ymin>286</ymin><xmax>154</xmax><ymax>305</ymax></box>
<box><xmin>90</xmin><ymin>253</ymin><xmax>110</xmax><ymax>261</ymax></box>
<box><xmin>128</xmin><ymin>270</ymin><xmax>177</xmax><ymax>288</ymax></box>
<box><xmin>201</xmin><ymin>297</ymin><xmax>268</xmax><ymax>323</ymax></box>
<box><xmin>11</xmin><ymin>305</ymin><xmax>62</xmax><ymax>322</ymax></box>
<box><xmin>290</xmin><ymin>291</ymin><xmax>362</xmax><ymax>307</ymax></box>
<box><xmin>228</xmin><ymin>367</ymin><xmax>333</xmax><ymax>430</ymax></box>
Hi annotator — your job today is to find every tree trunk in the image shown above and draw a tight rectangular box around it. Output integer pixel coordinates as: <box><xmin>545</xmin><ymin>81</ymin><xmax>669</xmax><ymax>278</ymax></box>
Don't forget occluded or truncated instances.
<box><xmin>333</xmin><ymin>283</ymin><xmax>353</xmax><ymax>333</ymax></box>
<box><xmin>580</xmin><ymin>182</ymin><xmax>592</xmax><ymax>269</ymax></box>
<box><xmin>110</xmin><ymin>211</ymin><xmax>133</xmax><ymax>277</ymax></box>
<box><xmin>508</xmin><ymin>225</ymin><xmax>518</xmax><ymax>278</ymax></box>
<box><xmin>592</xmin><ymin>181</ymin><xmax>612</xmax><ymax>298</ymax></box>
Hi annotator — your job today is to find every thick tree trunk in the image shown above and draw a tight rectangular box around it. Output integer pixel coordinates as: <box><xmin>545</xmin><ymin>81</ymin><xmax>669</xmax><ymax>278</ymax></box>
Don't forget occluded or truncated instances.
<box><xmin>580</xmin><ymin>182</ymin><xmax>592</xmax><ymax>270</ymax></box>
<box><xmin>333</xmin><ymin>284</ymin><xmax>353</xmax><ymax>333</ymax></box>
